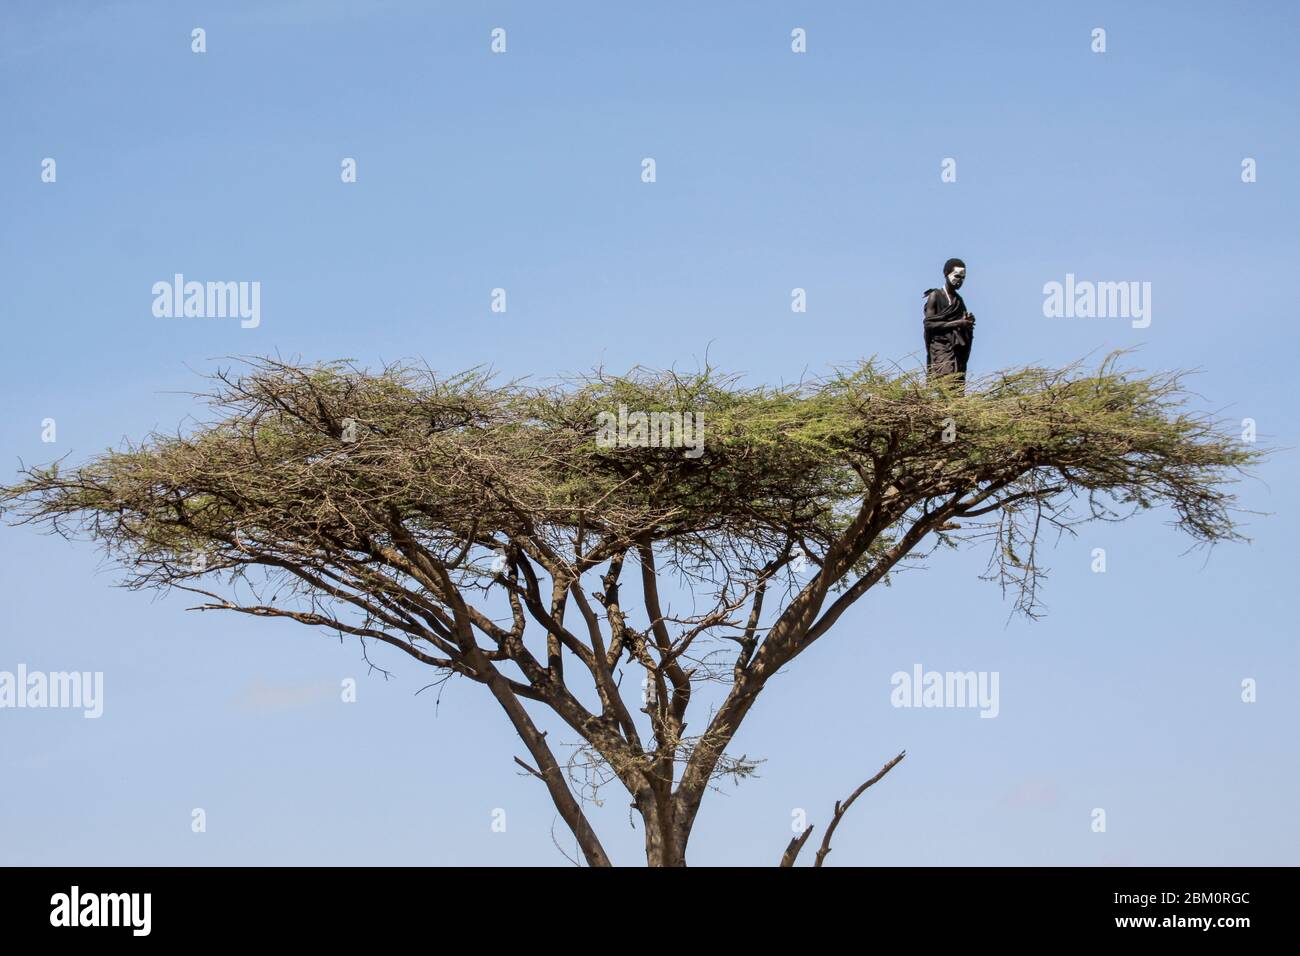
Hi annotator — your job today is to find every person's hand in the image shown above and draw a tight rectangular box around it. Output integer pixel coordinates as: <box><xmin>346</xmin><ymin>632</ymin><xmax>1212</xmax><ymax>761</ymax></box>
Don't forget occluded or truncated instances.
<box><xmin>964</xmin><ymin>313</ymin><xmax>976</xmax><ymax>328</ymax></box>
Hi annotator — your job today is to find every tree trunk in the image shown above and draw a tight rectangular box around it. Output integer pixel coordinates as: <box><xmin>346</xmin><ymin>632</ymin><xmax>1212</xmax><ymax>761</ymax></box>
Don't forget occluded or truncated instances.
<box><xmin>639</xmin><ymin>793</ymin><xmax>689</xmax><ymax>866</ymax></box>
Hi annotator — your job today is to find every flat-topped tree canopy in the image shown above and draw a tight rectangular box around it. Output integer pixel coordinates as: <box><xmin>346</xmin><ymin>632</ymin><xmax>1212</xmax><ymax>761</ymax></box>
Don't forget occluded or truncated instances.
<box><xmin>3</xmin><ymin>353</ymin><xmax>1262</xmax><ymax>866</ymax></box>
<box><xmin>6</xmin><ymin>354</ymin><xmax>1253</xmax><ymax>596</ymax></box>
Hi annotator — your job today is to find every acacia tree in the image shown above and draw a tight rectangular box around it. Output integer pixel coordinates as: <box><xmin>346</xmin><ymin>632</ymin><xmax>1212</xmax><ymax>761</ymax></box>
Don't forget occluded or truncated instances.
<box><xmin>3</xmin><ymin>355</ymin><xmax>1259</xmax><ymax>866</ymax></box>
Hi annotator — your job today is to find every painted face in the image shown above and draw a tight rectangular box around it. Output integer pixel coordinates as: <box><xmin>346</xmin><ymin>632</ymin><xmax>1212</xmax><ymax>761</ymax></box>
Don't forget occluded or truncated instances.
<box><xmin>947</xmin><ymin>267</ymin><xmax>966</xmax><ymax>289</ymax></box>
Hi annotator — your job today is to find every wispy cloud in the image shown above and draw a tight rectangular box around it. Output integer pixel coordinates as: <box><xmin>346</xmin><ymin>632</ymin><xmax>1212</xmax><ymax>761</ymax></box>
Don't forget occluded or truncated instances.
<box><xmin>234</xmin><ymin>0</ymin><xmax>413</xmax><ymax>28</ymax></box>
<box><xmin>233</xmin><ymin>679</ymin><xmax>337</xmax><ymax>713</ymax></box>
<box><xmin>1002</xmin><ymin>778</ymin><xmax>1060</xmax><ymax>810</ymax></box>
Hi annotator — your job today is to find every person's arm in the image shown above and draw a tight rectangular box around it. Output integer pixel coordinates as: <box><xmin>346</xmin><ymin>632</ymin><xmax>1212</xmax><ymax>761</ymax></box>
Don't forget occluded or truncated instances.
<box><xmin>923</xmin><ymin>292</ymin><xmax>972</xmax><ymax>333</ymax></box>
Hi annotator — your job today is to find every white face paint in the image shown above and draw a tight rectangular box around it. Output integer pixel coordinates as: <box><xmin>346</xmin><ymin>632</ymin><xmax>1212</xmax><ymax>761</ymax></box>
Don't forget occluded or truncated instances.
<box><xmin>947</xmin><ymin>266</ymin><xmax>966</xmax><ymax>289</ymax></box>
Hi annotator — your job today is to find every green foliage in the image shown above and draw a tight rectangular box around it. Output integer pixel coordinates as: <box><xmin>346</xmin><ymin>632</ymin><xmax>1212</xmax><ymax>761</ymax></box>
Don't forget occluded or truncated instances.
<box><xmin>3</xmin><ymin>353</ymin><xmax>1259</xmax><ymax>597</ymax></box>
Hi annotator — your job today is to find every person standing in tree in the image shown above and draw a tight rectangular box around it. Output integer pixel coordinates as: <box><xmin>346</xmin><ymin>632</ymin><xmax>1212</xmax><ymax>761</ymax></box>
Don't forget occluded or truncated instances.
<box><xmin>923</xmin><ymin>258</ymin><xmax>976</xmax><ymax>387</ymax></box>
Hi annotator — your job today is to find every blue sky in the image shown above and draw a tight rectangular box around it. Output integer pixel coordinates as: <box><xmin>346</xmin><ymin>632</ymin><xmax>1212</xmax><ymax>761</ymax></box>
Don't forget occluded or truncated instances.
<box><xmin>1</xmin><ymin>0</ymin><xmax>1297</xmax><ymax>866</ymax></box>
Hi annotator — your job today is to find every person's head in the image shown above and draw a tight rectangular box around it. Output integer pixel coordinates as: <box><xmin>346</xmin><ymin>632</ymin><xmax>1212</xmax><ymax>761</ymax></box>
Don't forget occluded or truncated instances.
<box><xmin>943</xmin><ymin>258</ymin><xmax>966</xmax><ymax>290</ymax></box>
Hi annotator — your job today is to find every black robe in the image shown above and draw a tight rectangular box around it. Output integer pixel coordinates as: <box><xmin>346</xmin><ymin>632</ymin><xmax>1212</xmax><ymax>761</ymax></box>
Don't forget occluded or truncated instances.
<box><xmin>922</xmin><ymin>287</ymin><xmax>973</xmax><ymax>381</ymax></box>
